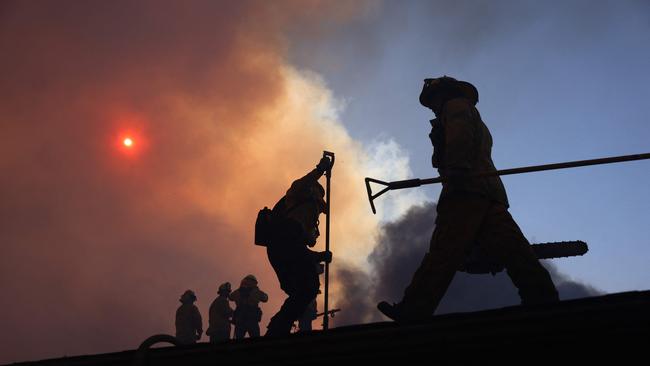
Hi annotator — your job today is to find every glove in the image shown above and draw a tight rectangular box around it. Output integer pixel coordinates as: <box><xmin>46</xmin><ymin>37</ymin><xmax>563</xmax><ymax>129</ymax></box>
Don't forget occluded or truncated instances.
<box><xmin>442</xmin><ymin>169</ymin><xmax>469</xmax><ymax>186</ymax></box>
<box><xmin>319</xmin><ymin>250</ymin><xmax>333</xmax><ymax>264</ymax></box>
<box><xmin>316</xmin><ymin>156</ymin><xmax>332</xmax><ymax>173</ymax></box>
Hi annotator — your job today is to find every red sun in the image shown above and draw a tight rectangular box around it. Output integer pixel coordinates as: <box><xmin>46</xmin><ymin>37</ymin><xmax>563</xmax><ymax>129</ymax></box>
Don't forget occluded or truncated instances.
<box><xmin>117</xmin><ymin>132</ymin><xmax>142</xmax><ymax>155</ymax></box>
<box><xmin>111</xmin><ymin>112</ymin><xmax>149</xmax><ymax>157</ymax></box>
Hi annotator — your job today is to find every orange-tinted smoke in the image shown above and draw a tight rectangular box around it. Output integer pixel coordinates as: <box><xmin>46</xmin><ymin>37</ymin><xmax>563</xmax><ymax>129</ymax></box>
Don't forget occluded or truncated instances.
<box><xmin>0</xmin><ymin>1</ymin><xmax>381</xmax><ymax>363</ymax></box>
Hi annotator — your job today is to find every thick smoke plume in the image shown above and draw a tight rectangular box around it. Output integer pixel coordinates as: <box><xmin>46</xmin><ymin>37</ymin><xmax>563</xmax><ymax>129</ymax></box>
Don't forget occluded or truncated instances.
<box><xmin>0</xmin><ymin>1</ymin><xmax>608</xmax><ymax>363</ymax></box>
<box><xmin>333</xmin><ymin>202</ymin><xmax>602</xmax><ymax>325</ymax></box>
<box><xmin>0</xmin><ymin>1</ymin><xmax>390</xmax><ymax>363</ymax></box>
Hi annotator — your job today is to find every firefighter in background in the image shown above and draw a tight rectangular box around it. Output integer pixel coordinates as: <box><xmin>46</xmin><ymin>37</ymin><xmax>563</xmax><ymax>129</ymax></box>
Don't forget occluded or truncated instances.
<box><xmin>378</xmin><ymin>76</ymin><xmax>559</xmax><ymax>322</ymax></box>
<box><xmin>264</xmin><ymin>157</ymin><xmax>333</xmax><ymax>337</ymax></box>
<box><xmin>206</xmin><ymin>282</ymin><xmax>234</xmax><ymax>342</ymax></box>
<box><xmin>229</xmin><ymin>275</ymin><xmax>268</xmax><ymax>338</ymax></box>
<box><xmin>175</xmin><ymin>290</ymin><xmax>203</xmax><ymax>344</ymax></box>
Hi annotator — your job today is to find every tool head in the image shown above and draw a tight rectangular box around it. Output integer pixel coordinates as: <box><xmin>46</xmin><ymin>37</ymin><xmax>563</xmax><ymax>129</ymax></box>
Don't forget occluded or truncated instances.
<box><xmin>365</xmin><ymin>177</ymin><xmax>391</xmax><ymax>214</ymax></box>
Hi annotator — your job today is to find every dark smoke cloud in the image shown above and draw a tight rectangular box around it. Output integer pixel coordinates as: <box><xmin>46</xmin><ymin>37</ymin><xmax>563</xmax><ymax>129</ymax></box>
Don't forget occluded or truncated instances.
<box><xmin>329</xmin><ymin>262</ymin><xmax>378</xmax><ymax>325</ymax></box>
<box><xmin>333</xmin><ymin>202</ymin><xmax>601</xmax><ymax>325</ymax></box>
<box><xmin>290</xmin><ymin>0</ymin><xmax>650</xmax><ymax>76</ymax></box>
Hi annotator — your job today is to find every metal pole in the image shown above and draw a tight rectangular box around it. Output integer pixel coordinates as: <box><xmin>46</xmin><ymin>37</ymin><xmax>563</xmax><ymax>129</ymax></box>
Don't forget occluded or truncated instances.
<box><xmin>365</xmin><ymin>152</ymin><xmax>650</xmax><ymax>213</ymax></box>
<box><xmin>322</xmin><ymin>151</ymin><xmax>335</xmax><ymax>330</ymax></box>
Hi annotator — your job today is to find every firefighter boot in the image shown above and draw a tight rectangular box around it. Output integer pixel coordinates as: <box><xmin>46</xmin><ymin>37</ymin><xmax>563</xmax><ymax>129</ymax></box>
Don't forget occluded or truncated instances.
<box><xmin>377</xmin><ymin>301</ymin><xmax>403</xmax><ymax>322</ymax></box>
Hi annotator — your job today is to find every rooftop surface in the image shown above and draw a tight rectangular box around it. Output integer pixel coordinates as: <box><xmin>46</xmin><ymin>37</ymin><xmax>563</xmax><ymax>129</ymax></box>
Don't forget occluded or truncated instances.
<box><xmin>10</xmin><ymin>290</ymin><xmax>650</xmax><ymax>365</ymax></box>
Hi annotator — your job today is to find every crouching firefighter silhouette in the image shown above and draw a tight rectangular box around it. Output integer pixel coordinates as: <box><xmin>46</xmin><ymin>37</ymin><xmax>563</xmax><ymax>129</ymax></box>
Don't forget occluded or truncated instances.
<box><xmin>378</xmin><ymin>76</ymin><xmax>559</xmax><ymax>323</ymax></box>
<box><xmin>262</xmin><ymin>156</ymin><xmax>333</xmax><ymax>336</ymax></box>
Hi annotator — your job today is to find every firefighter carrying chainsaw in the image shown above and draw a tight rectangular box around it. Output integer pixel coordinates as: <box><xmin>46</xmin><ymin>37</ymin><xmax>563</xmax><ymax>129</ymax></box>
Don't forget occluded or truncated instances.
<box><xmin>255</xmin><ymin>155</ymin><xmax>333</xmax><ymax>336</ymax></box>
<box><xmin>377</xmin><ymin>76</ymin><xmax>559</xmax><ymax>323</ymax></box>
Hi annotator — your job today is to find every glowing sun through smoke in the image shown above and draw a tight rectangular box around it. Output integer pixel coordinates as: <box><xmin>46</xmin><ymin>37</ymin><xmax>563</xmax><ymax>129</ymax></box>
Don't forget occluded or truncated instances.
<box><xmin>118</xmin><ymin>133</ymin><xmax>139</xmax><ymax>154</ymax></box>
<box><xmin>113</xmin><ymin>114</ymin><xmax>148</xmax><ymax>156</ymax></box>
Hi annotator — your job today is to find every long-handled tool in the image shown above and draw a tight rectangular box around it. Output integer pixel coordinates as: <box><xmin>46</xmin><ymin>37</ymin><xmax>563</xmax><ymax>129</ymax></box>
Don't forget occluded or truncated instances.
<box><xmin>322</xmin><ymin>150</ymin><xmax>335</xmax><ymax>330</ymax></box>
<box><xmin>365</xmin><ymin>152</ymin><xmax>650</xmax><ymax>214</ymax></box>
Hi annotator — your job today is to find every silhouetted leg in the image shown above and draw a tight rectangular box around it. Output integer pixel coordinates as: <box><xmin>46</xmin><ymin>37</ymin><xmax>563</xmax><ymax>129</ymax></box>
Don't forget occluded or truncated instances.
<box><xmin>399</xmin><ymin>194</ymin><xmax>491</xmax><ymax>320</ymax></box>
<box><xmin>266</xmin><ymin>256</ymin><xmax>319</xmax><ymax>336</ymax></box>
<box><xmin>175</xmin><ymin>333</ymin><xmax>196</xmax><ymax>345</ymax></box>
<box><xmin>250</xmin><ymin>322</ymin><xmax>260</xmax><ymax>337</ymax></box>
<box><xmin>298</xmin><ymin>317</ymin><xmax>312</xmax><ymax>332</ymax></box>
<box><xmin>210</xmin><ymin>326</ymin><xmax>230</xmax><ymax>343</ymax></box>
<box><xmin>479</xmin><ymin>204</ymin><xmax>559</xmax><ymax>305</ymax></box>
<box><xmin>266</xmin><ymin>291</ymin><xmax>316</xmax><ymax>336</ymax></box>
<box><xmin>234</xmin><ymin>324</ymin><xmax>246</xmax><ymax>339</ymax></box>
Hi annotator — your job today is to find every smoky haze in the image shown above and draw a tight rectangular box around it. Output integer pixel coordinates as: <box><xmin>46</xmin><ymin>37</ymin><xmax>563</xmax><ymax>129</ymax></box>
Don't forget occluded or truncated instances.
<box><xmin>334</xmin><ymin>202</ymin><xmax>601</xmax><ymax>325</ymax></box>
<box><xmin>0</xmin><ymin>1</ymin><xmax>608</xmax><ymax>363</ymax></box>
<box><xmin>0</xmin><ymin>1</ymin><xmax>387</xmax><ymax>363</ymax></box>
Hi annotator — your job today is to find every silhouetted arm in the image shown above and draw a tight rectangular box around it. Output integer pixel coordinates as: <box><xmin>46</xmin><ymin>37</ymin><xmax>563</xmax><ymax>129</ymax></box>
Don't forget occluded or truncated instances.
<box><xmin>228</xmin><ymin>290</ymin><xmax>239</xmax><ymax>302</ymax></box>
<box><xmin>308</xmin><ymin>249</ymin><xmax>332</xmax><ymax>263</ymax></box>
<box><xmin>226</xmin><ymin>302</ymin><xmax>234</xmax><ymax>317</ymax></box>
<box><xmin>441</xmin><ymin>99</ymin><xmax>478</xmax><ymax>173</ymax></box>
<box><xmin>193</xmin><ymin>305</ymin><xmax>203</xmax><ymax>337</ymax></box>
<box><xmin>286</xmin><ymin>168</ymin><xmax>323</xmax><ymax>202</ymax></box>
<box><xmin>257</xmin><ymin>289</ymin><xmax>269</xmax><ymax>303</ymax></box>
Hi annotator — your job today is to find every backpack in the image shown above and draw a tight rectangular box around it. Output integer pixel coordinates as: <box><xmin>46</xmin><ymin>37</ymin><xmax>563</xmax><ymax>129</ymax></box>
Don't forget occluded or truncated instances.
<box><xmin>254</xmin><ymin>206</ymin><xmax>273</xmax><ymax>246</ymax></box>
<box><xmin>254</xmin><ymin>197</ymin><xmax>288</xmax><ymax>247</ymax></box>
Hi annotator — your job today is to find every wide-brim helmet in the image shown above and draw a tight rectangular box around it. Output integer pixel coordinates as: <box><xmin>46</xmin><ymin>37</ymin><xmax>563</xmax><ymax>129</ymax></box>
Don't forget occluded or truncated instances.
<box><xmin>218</xmin><ymin>282</ymin><xmax>231</xmax><ymax>294</ymax></box>
<box><xmin>180</xmin><ymin>289</ymin><xmax>197</xmax><ymax>303</ymax></box>
<box><xmin>419</xmin><ymin>76</ymin><xmax>479</xmax><ymax>109</ymax></box>
<box><xmin>241</xmin><ymin>274</ymin><xmax>258</xmax><ymax>288</ymax></box>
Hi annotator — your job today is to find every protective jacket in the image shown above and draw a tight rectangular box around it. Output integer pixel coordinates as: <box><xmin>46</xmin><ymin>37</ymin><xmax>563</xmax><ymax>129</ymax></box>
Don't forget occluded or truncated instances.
<box><xmin>229</xmin><ymin>286</ymin><xmax>268</xmax><ymax>323</ymax></box>
<box><xmin>175</xmin><ymin>303</ymin><xmax>203</xmax><ymax>344</ymax></box>
<box><xmin>267</xmin><ymin>167</ymin><xmax>328</xmax><ymax>293</ymax></box>
<box><xmin>430</xmin><ymin>97</ymin><xmax>509</xmax><ymax>207</ymax></box>
<box><xmin>230</xmin><ymin>286</ymin><xmax>268</xmax><ymax>307</ymax></box>
<box><xmin>207</xmin><ymin>295</ymin><xmax>233</xmax><ymax>338</ymax></box>
<box><xmin>284</xmin><ymin>168</ymin><xmax>326</xmax><ymax>246</ymax></box>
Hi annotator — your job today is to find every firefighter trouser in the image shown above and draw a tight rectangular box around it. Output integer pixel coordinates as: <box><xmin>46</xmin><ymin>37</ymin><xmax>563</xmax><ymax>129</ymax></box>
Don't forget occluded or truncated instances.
<box><xmin>234</xmin><ymin>318</ymin><xmax>260</xmax><ymax>339</ymax></box>
<box><xmin>266</xmin><ymin>245</ymin><xmax>319</xmax><ymax>336</ymax></box>
<box><xmin>401</xmin><ymin>193</ymin><xmax>559</xmax><ymax>319</ymax></box>
<box><xmin>208</xmin><ymin>325</ymin><xmax>231</xmax><ymax>343</ymax></box>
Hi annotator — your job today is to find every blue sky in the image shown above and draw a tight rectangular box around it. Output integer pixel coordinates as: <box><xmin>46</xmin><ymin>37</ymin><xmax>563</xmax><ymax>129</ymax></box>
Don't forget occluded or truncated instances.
<box><xmin>289</xmin><ymin>0</ymin><xmax>650</xmax><ymax>293</ymax></box>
